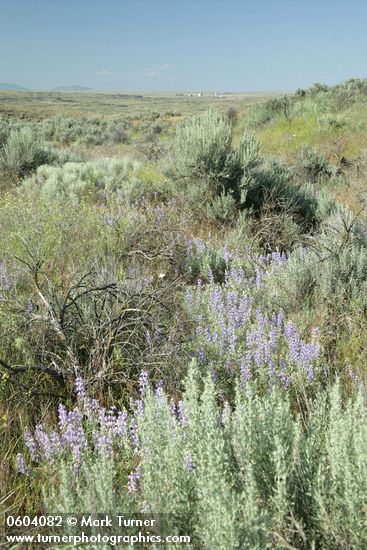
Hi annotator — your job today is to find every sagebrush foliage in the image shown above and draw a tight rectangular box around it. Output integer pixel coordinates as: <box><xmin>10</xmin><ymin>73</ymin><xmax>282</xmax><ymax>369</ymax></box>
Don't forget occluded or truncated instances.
<box><xmin>33</xmin><ymin>368</ymin><xmax>367</xmax><ymax>549</ymax></box>
<box><xmin>0</xmin><ymin>127</ymin><xmax>57</xmax><ymax>183</ymax></box>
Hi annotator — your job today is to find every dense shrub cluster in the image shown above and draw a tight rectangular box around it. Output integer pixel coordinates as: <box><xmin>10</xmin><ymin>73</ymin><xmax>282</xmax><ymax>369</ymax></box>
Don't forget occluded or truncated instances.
<box><xmin>19</xmin><ymin>369</ymin><xmax>367</xmax><ymax>549</ymax></box>
<box><xmin>40</xmin><ymin>115</ymin><xmax>133</xmax><ymax>146</ymax></box>
<box><xmin>22</xmin><ymin>157</ymin><xmax>142</xmax><ymax>201</ymax></box>
<box><xmin>249</xmin><ymin>78</ymin><xmax>367</xmax><ymax>128</ymax></box>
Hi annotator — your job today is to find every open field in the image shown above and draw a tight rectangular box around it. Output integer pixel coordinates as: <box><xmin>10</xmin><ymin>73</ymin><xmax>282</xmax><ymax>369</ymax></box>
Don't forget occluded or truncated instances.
<box><xmin>1</xmin><ymin>79</ymin><xmax>367</xmax><ymax>549</ymax></box>
<box><xmin>0</xmin><ymin>90</ymin><xmax>270</xmax><ymax>119</ymax></box>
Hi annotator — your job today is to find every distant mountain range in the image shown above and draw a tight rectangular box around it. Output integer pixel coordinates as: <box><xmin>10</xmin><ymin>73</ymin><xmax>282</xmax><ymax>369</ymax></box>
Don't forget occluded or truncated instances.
<box><xmin>52</xmin><ymin>85</ymin><xmax>93</xmax><ymax>92</ymax></box>
<box><xmin>0</xmin><ymin>83</ymin><xmax>93</xmax><ymax>92</ymax></box>
<box><xmin>0</xmin><ymin>82</ymin><xmax>29</xmax><ymax>91</ymax></box>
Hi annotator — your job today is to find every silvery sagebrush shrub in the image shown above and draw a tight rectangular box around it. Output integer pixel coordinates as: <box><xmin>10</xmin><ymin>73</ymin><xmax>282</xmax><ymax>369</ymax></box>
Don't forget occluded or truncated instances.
<box><xmin>137</xmin><ymin>378</ymin><xmax>195</xmax><ymax>538</ymax></box>
<box><xmin>205</xmin><ymin>190</ymin><xmax>237</xmax><ymax>225</ymax></box>
<box><xmin>235</xmin><ymin>130</ymin><xmax>262</xmax><ymax>205</ymax></box>
<box><xmin>22</xmin><ymin>157</ymin><xmax>142</xmax><ymax>202</ymax></box>
<box><xmin>174</xmin><ymin>110</ymin><xmax>295</xmax><ymax>216</ymax></box>
<box><xmin>18</xmin><ymin>366</ymin><xmax>367</xmax><ymax>549</ymax></box>
<box><xmin>284</xmin><ymin>79</ymin><xmax>367</xmax><ymax>119</ymax></box>
<box><xmin>297</xmin><ymin>147</ymin><xmax>336</xmax><ymax>182</ymax></box>
<box><xmin>260</xmin><ymin>246</ymin><xmax>318</xmax><ymax>315</ymax></box>
<box><xmin>242</xmin><ymin>156</ymin><xmax>290</xmax><ymax>212</ymax></box>
<box><xmin>184</xmin><ymin>371</ymin><xmax>268</xmax><ymax>549</ymax></box>
<box><xmin>303</xmin><ymin>184</ymin><xmax>336</xmax><ymax>223</ymax></box>
<box><xmin>0</xmin><ymin>116</ymin><xmax>10</xmax><ymax>146</ymax></box>
<box><xmin>319</xmin><ymin>114</ymin><xmax>347</xmax><ymax>131</ymax></box>
<box><xmin>106</xmin><ymin>125</ymin><xmax>130</xmax><ymax>144</ymax></box>
<box><xmin>312</xmin><ymin>382</ymin><xmax>367</xmax><ymax>548</ymax></box>
<box><xmin>173</xmin><ymin>108</ymin><xmax>234</xmax><ymax>194</ymax></box>
<box><xmin>0</xmin><ymin>127</ymin><xmax>57</xmax><ymax>182</ymax></box>
<box><xmin>172</xmin><ymin>110</ymin><xmax>334</xmax><ymax>236</ymax></box>
<box><xmin>172</xmin><ymin>110</ymin><xmax>263</xmax><ymax>207</ymax></box>
<box><xmin>311</xmin><ymin>206</ymin><xmax>367</xmax><ymax>303</ymax></box>
<box><xmin>261</xmin><ymin>203</ymin><xmax>367</xmax><ymax>314</ymax></box>
<box><xmin>247</xmin><ymin>95</ymin><xmax>293</xmax><ymax>127</ymax></box>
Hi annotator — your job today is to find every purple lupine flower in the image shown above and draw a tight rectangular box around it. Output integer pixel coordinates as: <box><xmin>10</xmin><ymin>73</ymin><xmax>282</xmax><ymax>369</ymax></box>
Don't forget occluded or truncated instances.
<box><xmin>24</xmin><ymin>430</ymin><xmax>39</xmax><ymax>462</ymax></box>
<box><xmin>185</xmin><ymin>289</ymin><xmax>193</xmax><ymax>306</ymax></box>
<box><xmin>155</xmin><ymin>328</ymin><xmax>163</xmax><ymax>343</ymax></box>
<box><xmin>240</xmin><ymin>353</ymin><xmax>252</xmax><ymax>388</ymax></box>
<box><xmin>170</xmin><ymin>399</ymin><xmax>176</xmax><ymax>415</ymax></box>
<box><xmin>299</xmin><ymin>341</ymin><xmax>320</xmax><ymax>367</ymax></box>
<box><xmin>75</xmin><ymin>377</ymin><xmax>87</xmax><ymax>403</ymax></box>
<box><xmin>279</xmin><ymin>360</ymin><xmax>291</xmax><ymax>388</ymax></box>
<box><xmin>225</xmin><ymin>360</ymin><xmax>234</xmax><ymax>374</ymax></box>
<box><xmin>133</xmin><ymin>399</ymin><xmax>144</xmax><ymax>417</ymax></box>
<box><xmin>58</xmin><ymin>404</ymin><xmax>68</xmax><ymax>428</ymax></box>
<box><xmin>268</xmin><ymin>328</ymin><xmax>278</xmax><ymax>351</ymax></box>
<box><xmin>139</xmin><ymin>370</ymin><xmax>149</xmax><ymax>398</ymax></box>
<box><xmin>211</xmin><ymin>367</ymin><xmax>219</xmax><ymax>382</ymax></box>
<box><xmin>49</xmin><ymin>431</ymin><xmax>62</xmax><ymax>455</ymax></box>
<box><xmin>255</xmin><ymin>267</ymin><xmax>263</xmax><ymax>288</ymax></box>
<box><xmin>16</xmin><ymin>453</ymin><xmax>29</xmax><ymax>475</ymax></box>
<box><xmin>188</xmin><ymin>248</ymin><xmax>321</xmax><ymax>390</ymax></box>
<box><xmin>130</xmin><ymin>423</ymin><xmax>140</xmax><ymax>449</ymax></box>
<box><xmin>154</xmin><ymin>380</ymin><xmax>165</xmax><ymax>403</ymax></box>
<box><xmin>284</xmin><ymin>322</ymin><xmax>300</xmax><ymax>364</ymax></box>
<box><xmin>128</xmin><ymin>464</ymin><xmax>142</xmax><ymax>493</ymax></box>
<box><xmin>114</xmin><ymin>410</ymin><xmax>128</xmax><ymax>437</ymax></box>
<box><xmin>268</xmin><ymin>358</ymin><xmax>277</xmax><ymax>382</ymax></box>
<box><xmin>177</xmin><ymin>401</ymin><xmax>188</xmax><ymax>426</ymax></box>
<box><xmin>198</xmin><ymin>345</ymin><xmax>206</xmax><ymax>364</ymax></box>
<box><xmin>34</xmin><ymin>425</ymin><xmax>53</xmax><ymax>461</ymax></box>
<box><xmin>60</xmin><ymin>409</ymin><xmax>88</xmax><ymax>452</ymax></box>
<box><xmin>25</xmin><ymin>297</ymin><xmax>35</xmax><ymax>314</ymax></box>
<box><xmin>195</xmin><ymin>238</ymin><xmax>204</xmax><ymax>254</ymax></box>
<box><xmin>102</xmin><ymin>214</ymin><xmax>115</xmax><ymax>226</ymax></box>
<box><xmin>93</xmin><ymin>432</ymin><xmax>114</xmax><ymax>458</ymax></box>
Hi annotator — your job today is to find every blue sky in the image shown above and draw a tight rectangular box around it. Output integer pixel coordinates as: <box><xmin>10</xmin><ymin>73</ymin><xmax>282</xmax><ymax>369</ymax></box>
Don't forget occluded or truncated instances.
<box><xmin>0</xmin><ymin>0</ymin><xmax>366</xmax><ymax>91</ymax></box>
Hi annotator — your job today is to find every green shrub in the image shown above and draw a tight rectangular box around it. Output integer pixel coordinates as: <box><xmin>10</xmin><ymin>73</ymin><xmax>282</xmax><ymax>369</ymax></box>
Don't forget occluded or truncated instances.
<box><xmin>173</xmin><ymin>110</ymin><xmax>266</xmax><ymax>214</ymax></box>
<box><xmin>313</xmin><ymin>207</ymin><xmax>367</xmax><ymax>303</ymax></box>
<box><xmin>184</xmin><ymin>238</ymin><xmax>230</xmax><ymax>284</ymax></box>
<box><xmin>205</xmin><ymin>191</ymin><xmax>237</xmax><ymax>225</ymax></box>
<box><xmin>262</xmin><ymin>206</ymin><xmax>367</xmax><ymax>315</ymax></box>
<box><xmin>41</xmin><ymin>366</ymin><xmax>367</xmax><ymax>549</ymax></box>
<box><xmin>248</xmin><ymin>95</ymin><xmax>293</xmax><ymax>127</ymax></box>
<box><xmin>22</xmin><ymin>157</ymin><xmax>141</xmax><ymax>202</ymax></box>
<box><xmin>106</xmin><ymin>126</ymin><xmax>130</xmax><ymax>144</ymax></box>
<box><xmin>0</xmin><ymin>116</ymin><xmax>10</xmax><ymax>146</ymax></box>
<box><xmin>296</xmin><ymin>147</ymin><xmax>336</xmax><ymax>182</ymax></box>
<box><xmin>0</xmin><ymin>127</ymin><xmax>56</xmax><ymax>183</ymax></box>
<box><xmin>173</xmin><ymin>109</ymin><xmax>234</xmax><ymax>194</ymax></box>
